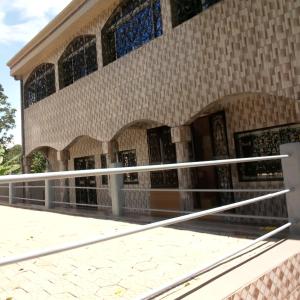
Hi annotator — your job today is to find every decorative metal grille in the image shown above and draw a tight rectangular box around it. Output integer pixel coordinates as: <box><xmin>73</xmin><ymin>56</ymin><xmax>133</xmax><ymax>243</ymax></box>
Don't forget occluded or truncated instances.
<box><xmin>58</xmin><ymin>35</ymin><xmax>98</xmax><ymax>89</ymax></box>
<box><xmin>102</xmin><ymin>0</ymin><xmax>163</xmax><ymax>66</ymax></box>
<box><xmin>147</xmin><ymin>126</ymin><xmax>178</xmax><ymax>188</ymax></box>
<box><xmin>118</xmin><ymin>149</ymin><xmax>139</xmax><ymax>184</ymax></box>
<box><xmin>170</xmin><ymin>0</ymin><xmax>221</xmax><ymax>27</ymax></box>
<box><xmin>24</xmin><ymin>64</ymin><xmax>56</xmax><ymax>108</ymax></box>
<box><xmin>210</xmin><ymin>112</ymin><xmax>234</xmax><ymax>205</ymax></box>
<box><xmin>100</xmin><ymin>154</ymin><xmax>108</xmax><ymax>185</ymax></box>
<box><xmin>235</xmin><ymin>124</ymin><xmax>300</xmax><ymax>181</ymax></box>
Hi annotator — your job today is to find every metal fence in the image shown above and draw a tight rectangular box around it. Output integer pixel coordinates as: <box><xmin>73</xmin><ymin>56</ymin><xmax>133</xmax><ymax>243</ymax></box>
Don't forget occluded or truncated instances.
<box><xmin>0</xmin><ymin>143</ymin><xmax>299</xmax><ymax>299</ymax></box>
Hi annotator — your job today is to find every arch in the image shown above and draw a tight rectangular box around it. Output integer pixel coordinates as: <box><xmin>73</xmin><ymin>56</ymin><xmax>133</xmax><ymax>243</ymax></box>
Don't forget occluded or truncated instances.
<box><xmin>101</xmin><ymin>0</ymin><xmax>163</xmax><ymax>66</ymax></box>
<box><xmin>110</xmin><ymin>119</ymin><xmax>163</xmax><ymax>141</ymax></box>
<box><xmin>63</xmin><ymin>135</ymin><xmax>102</xmax><ymax>152</ymax></box>
<box><xmin>58</xmin><ymin>35</ymin><xmax>98</xmax><ymax>89</ymax></box>
<box><xmin>26</xmin><ymin>145</ymin><xmax>59</xmax><ymax>158</ymax></box>
<box><xmin>24</xmin><ymin>63</ymin><xmax>56</xmax><ymax>108</ymax></box>
<box><xmin>184</xmin><ymin>92</ymin><xmax>300</xmax><ymax>126</ymax></box>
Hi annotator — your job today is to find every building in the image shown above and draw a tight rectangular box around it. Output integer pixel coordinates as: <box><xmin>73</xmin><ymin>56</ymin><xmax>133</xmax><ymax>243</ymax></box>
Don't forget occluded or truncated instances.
<box><xmin>7</xmin><ymin>0</ymin><xmax>300</xmax><ymax>221</ymax></box>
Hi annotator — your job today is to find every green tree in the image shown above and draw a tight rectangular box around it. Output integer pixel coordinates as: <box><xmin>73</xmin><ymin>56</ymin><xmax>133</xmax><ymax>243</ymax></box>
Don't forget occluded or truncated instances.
<box><xmin>30</xmin><ymin>151</ymin><xmax>47</xmax><ymax>173</ymax></box>
<box><xmin>0</xmin><ymin>84</ymin><xmax>16</xmax><ymax>148</ymax></box>
<box><xmin>0</xmin><ymin>145</ymin><xmax>21</xmax><ymax>175</ymax></box>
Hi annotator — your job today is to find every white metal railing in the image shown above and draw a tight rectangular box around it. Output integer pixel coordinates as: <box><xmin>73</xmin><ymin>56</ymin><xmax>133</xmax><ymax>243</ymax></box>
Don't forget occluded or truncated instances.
<box><xmin>0</xmin><ymin>154</ymin><xmax>288</xmax><ymax>184</ymax></box>
<box><xmin>0</xmin><ymin>145</ymin><xmax>299</xmax><ymax>299</ymax></box>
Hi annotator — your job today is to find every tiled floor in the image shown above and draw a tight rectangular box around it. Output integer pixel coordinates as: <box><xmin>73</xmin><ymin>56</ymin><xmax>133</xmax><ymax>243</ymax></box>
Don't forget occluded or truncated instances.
<box><xmin>0</xmin><ymin>205</ymin><xmax>261</xmax><ymax>300</ymax></box>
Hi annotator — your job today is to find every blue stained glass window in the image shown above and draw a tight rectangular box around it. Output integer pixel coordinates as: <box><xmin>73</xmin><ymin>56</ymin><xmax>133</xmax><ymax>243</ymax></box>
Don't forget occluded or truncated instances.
<box><xmin>102</xmin><ymin>0</ymin><xmax>163</xmax><ymax>66</ymax></box>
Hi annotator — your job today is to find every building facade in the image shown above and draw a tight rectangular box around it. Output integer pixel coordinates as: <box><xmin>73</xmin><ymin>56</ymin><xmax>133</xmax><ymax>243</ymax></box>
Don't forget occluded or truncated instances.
<box><xmin>7</xmin><ymin>0</ymin><xmax>300</xmax><ymax>220</ymax></box>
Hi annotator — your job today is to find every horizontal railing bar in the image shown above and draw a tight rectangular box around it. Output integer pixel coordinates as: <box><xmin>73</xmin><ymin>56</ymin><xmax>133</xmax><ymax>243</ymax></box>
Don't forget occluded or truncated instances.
<box><xmin>0</xmin><ymin>190</ymin><xmax>289</xmax><ymax>267</ymax></box>
<box><xmin>13</xmin><ymin>186</ymin><xmax>45</xmax><ymax>189</ymax></box>
<box><xmin>0</xmin><ymin>196</ymin><xmax>9</xmax><ymax>198</ymax></box>
<box><xmin>13</xmin><ymin>197</ymin><xmax>45</xmax><ymax>203</ymax></box>
<box><xmin>0</xmin><ymin>155</ymin><xmax>289</xmax><ymax>184</ymax></box>
<box><xmin>52</xmin><ymin>186</ymin><xmax>109</xmax><ymax>190</ymax></box>
<box><xmin>123</xmin><ymin>207</ymin><xmax>289</xmax><ymax>222</ymax></box>
<box><xmin>52</xmin><ymin>201</ymin><xmax>111</xmax><ymax>209</ymax></box>
<box><xmin>0</xmin><ymin>186</ymin><xmax>9</xmax><ymax>189</ymax></box>
<box><xmin>122</xmin><ymin>188</ymin><xmax>280</xmax><ymax>193</ymax></box>
<box><xmin>137</xmin><ymin>222</ymin><xmax>292</xmax><ymax>300</ymax></box>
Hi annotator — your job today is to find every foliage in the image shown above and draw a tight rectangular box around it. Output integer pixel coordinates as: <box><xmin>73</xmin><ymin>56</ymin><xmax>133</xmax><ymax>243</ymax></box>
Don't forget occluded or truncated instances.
<box><xmin>30</xmin><ymin>151</ymin><xmax>47</xmax><ymax>173</ymax></box>
<box><xmin>0</xmin><ymin>84</ymin><xmax>16</xmax><ymax>148</ymax></box>
<box><xmin>0</xmin><ymin>145</ymin><xmax>21</xmax><ymax>175</ymax></box>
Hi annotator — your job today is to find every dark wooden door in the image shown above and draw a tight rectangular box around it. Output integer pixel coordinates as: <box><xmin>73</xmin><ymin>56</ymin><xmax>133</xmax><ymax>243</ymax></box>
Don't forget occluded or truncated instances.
<box><xmin>74</xmin><ymin>156</ymin><xmax>97</xmax><ymax>208</ymax></box>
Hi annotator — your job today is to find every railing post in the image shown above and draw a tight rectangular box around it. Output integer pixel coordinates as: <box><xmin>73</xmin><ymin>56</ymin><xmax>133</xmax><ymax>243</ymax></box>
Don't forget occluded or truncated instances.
<box><xmin>9</xmin><ymin>183</ymin><xmax>15</xmax><ymax>205</ymax></box>
<box><xmin>45</xmin><ymin>179</ymin><xmax>54</xmax><ymax>209</ymax></box>
<box><xmin>280</xmin><ymin>143</ymin><xmax>300</xmax><ymax>235</ymax></box>
<box><xmin>110</xmin><ymin>163</ymin><xmax>124</xmax><ymax>217</ymax></box>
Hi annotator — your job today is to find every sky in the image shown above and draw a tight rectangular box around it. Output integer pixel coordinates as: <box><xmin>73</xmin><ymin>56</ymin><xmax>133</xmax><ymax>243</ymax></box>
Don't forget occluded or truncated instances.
<box><xmin>0</xmin><ymin>0</ymin><xmax>72</xmax><ymax>146</ymax></box>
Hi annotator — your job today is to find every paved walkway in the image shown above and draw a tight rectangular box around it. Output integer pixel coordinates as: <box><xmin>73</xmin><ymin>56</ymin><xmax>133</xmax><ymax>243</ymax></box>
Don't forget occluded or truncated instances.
<box><xmin>0</xmin><ymin>206</ymin><xmax>275</xmax><ymax>300</ymax></box>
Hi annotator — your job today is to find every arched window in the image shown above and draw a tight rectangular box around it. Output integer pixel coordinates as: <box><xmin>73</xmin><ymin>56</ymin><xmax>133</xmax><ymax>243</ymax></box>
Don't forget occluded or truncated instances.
<box><xmin>58</xmin><ymin>35</ymin><xmax>98</xmax><ymax>89</ymax></box>
<box><xmin>171</xmin><ymin>0</ymin><xmax>221</xmax><ymax>27</ymax></box>
<box><xmin>102</xmin><ymin>0</ymin><xmax>163</xmax><ymax>66</ymax></box>
<box><xmin>24</xmin><ymin>63</ymin><xmax>56</xmax><ymax>108</ymax></box>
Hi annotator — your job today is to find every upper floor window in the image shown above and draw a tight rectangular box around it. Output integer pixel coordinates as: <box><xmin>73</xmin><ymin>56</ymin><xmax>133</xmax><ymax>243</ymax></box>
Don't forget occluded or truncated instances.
<box><xmin>102</xmin><ymin>0</ymin><xmax>163</xmax><ymax>66</ymax></box>
<box><xmin>58</xmin><ymin>35</ymin><xmax>98</xmax><ymax>89</ymax></box>
<box><xmin>171</xmin><ymin>0</ymin><xmax>221</xmax><ymax>27</ymax></box>
<box><xmin>24</xmin><ymin>64</ymin><xmax>56</xmax><ymax>108</ymax></box>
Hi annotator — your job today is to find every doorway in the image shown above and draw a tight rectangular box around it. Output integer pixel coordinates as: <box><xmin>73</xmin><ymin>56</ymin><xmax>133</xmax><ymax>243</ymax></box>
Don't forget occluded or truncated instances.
<box><xmin>74</xmin><ymin>156</ymin><xmax>97</xmax><ymax>208</ymax></box>
<box><xmin>191</xmin><ymin>111</ymin><xmax>233</xmax><ymax>209</ymax></box>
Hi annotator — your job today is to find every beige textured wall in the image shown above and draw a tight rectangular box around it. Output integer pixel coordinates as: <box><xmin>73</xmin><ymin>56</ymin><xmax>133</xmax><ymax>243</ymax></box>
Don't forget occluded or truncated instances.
<box><xmin>22</xmin><ymin>0</ymin><xmax>300</xmax><ymax>156</ymax></box>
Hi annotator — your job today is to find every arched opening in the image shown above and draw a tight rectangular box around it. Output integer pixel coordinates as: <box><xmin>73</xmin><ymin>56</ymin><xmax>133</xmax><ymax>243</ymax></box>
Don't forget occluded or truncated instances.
<box><xmin>58</xmin><ymin>35</ymin><xmax>98</xmax><ymax>89</ymax></box>
<box><xmin>101</xmin><ymin>0</ymin><xmax>163</xmax><ymax>66</ymax></box>
<box><xmin>186</xmin><ymin>93</ymin><xmax>300</xmax><ymax>221</ymax></box>
<box><xmin>64</xmin><ymin>135</ymin><xmax>103</xmax><ymax>209</ymax></box>
<box><xmin>24</xmin><ymin>63</ymin><xmax>56</xmax><ymax>108</ymax></box>
<box><xmin>112</xmin><ymin>120</ymin><xmax>181</xmax><ymax>214</ymax></box>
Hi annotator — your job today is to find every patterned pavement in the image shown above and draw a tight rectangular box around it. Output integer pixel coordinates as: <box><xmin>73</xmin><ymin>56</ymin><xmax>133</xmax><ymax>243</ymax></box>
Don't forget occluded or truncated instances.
<box><xmin>0</xmin><ymin>205</ymin><xmax>267</xmax><ymax>300</ymax></box>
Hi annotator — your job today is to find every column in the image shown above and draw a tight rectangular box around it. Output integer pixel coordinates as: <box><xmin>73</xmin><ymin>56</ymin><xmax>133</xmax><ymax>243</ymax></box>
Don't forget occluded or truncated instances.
<box><xmin>280</xmin><ymin>143</ymin><xmax>300</xmax><ymax>235</ymax></box>
<box><xmin>171</xmin><ymin>126</ymin><xmax>193</xmax><ymax>211</ymax></box>
<box><xmin>102</xmin><ymin>140</ymin><xmax>122</xmax><ymax>214</ymax></box>
<box><xmin>56</xmin><ymin>150</ymin><xmax>70</xmax><ymax>204</ymax></box>
<box><xmin>102</xmin><ymin>140</ymin><xmax>119</xmax><ymax>165</ymax></box>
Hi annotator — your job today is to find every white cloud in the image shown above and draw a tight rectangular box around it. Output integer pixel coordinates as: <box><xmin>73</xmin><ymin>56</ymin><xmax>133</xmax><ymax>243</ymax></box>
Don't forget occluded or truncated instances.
<box><xmin>0</xmin><ymin>0</ymin><xmax>72</xmax><ymax>44</ymax></box>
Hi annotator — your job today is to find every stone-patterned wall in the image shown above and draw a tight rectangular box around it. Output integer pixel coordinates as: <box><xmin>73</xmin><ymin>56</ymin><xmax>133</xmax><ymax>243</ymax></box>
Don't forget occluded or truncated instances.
<box><xmin>225</xmin><ymin>253</ymin><xmax>300</xmax><ymax>300</ymax></box>
<box><xmin>117</xmin><ymin>128</ymin><xmax>151</xmax><ymax>210</ymax></box>
<box><xmin>22</xmin><ymin>0</ymin><xmax>300</xmax><ymax>156</ymax></box>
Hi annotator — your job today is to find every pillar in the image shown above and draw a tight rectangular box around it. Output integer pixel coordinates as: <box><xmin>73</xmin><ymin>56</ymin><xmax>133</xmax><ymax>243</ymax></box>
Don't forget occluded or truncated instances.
<box><xmin>56</xmin><ymin>150</ymin><xmax>70</xmax><ymax>204</ymax></box>
<box><xmin>280</xmin><ymin>143</ymin><xmax>300</xmax><ymax>235</ymax></box>
<box><xmin>171</xmin><ymin>126</ymin><xmax>193</xmax><ymax>211</ymax></box>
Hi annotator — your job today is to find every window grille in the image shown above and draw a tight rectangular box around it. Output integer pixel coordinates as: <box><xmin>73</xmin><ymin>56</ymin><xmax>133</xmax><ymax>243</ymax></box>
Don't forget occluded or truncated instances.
<box><xmin>58</xmin><ymin>35</ymin><xmax>98</xmax><ymax>89</ymax></box>
<box><xmin>102</xmin><ymin>0</ymin><xmax>163</xmax><ymax>66</ymax></box>
<box><xmin>100</xmin><ymin>154</ymin><xmax>108</xmax><ymax>185</ymax></box>
<box><xmin>147</xmin><ymin>126</ymin><xmax>178</xmax><ymax>188</ymax></box>
<box><xmin>235</xmin><ymin>123</ymin><xmax>300</xmax><ymax>181</ymax></box>
<box><xmin>170</xmin><ymin>0</ymin><xmax>221</xmax><ymax>27</ymax></box>
<box><xmin>118</xmin><ymin>150</ymin><xmax>139</xmax><ymax>184</ymax></box>
<box><xmin>24</xmin><ymin>64</ymin><xmax>56</xmax><ymax>108</ymax></box>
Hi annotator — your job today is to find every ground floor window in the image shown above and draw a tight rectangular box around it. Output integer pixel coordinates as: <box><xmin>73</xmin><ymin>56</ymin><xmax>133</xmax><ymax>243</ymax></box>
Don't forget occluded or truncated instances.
<box><xmin>235</xmin><ymin>123</ymin><xmax>300</xmax><ymax>181</ymax></box>
<box><xmin>118</xmin><ymin>149</ymin><xmax>139</xmax><ymax>184</ymax></box>
<box><xmin>100</xmin><ymin>154</ymin><xmax>108</xmax><ymax>185</ymax></box>
<box><xmin>147</xmin><ymin>126</ymin><xmax>178</xmax><ymax>188</ymax></box>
